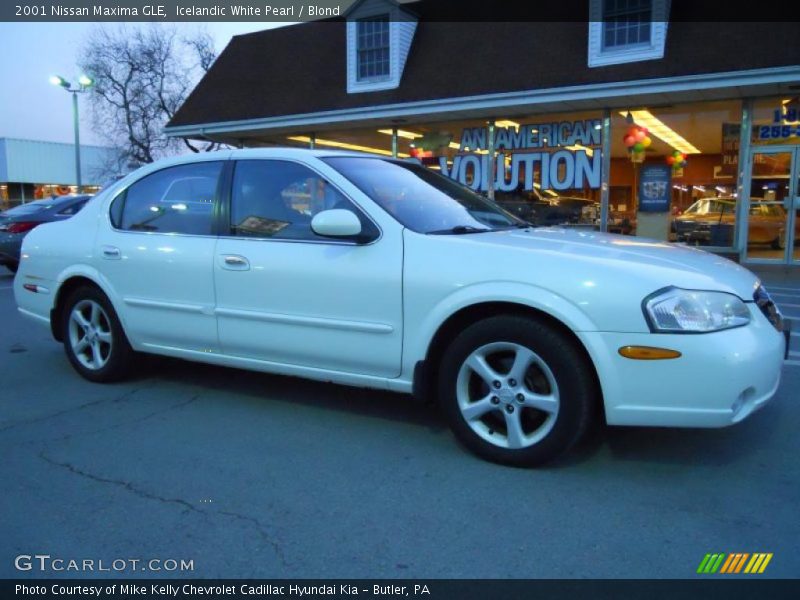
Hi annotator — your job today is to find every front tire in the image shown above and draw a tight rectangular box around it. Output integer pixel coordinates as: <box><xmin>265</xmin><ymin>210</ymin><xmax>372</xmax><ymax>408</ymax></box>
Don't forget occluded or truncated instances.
<box><xmin>438</xmin><ymin>315</ymin><xmax>597</xmax><ymax>466</ymax></box>
<box><xmin>771</xmin><ymin>230</ymin><xmax>786</xmax><ymax>250</ymax></box>
<box><xmin>62</xmin><ymin>286</ymin><xmax>135</xmax><ymax>382</ymax></box>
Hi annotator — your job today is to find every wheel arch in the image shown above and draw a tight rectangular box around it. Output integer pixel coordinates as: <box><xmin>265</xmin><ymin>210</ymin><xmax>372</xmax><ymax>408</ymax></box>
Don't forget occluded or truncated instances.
<box><xmin>50</xmin><ymin>268</ymin><xmax>123</xmax><ymax>342</ymax></box>
<box><xmin>415</xmin><ymin>300</ymin><xmax>604</xmax><ymax>420</ymax></box>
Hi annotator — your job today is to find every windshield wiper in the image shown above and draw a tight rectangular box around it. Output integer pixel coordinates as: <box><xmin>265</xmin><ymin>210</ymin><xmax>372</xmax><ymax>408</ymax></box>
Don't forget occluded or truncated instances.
<box><xmin>427</xmin><ymin>225</ymin><xmax>493</xmax><ymax>235</ymax></box>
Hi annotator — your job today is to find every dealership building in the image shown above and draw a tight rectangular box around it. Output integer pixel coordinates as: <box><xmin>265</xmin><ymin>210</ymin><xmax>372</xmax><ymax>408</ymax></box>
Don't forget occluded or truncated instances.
<box><xmin>166</xmin><ymin>0</ymin><xmax>800</xmax><ymax>266</ymax></box>
<box><xmin>0</xmin><ymin>137</ymin><xmax>113</xmax><ymax>209</ymax></box>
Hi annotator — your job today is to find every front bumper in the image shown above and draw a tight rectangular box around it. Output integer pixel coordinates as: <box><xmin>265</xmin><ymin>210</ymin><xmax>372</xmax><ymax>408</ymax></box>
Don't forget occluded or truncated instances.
<box><xmin>577</xmin><ymin>303</ymin><xmax>785</xmax><ymax>428</ymax></box>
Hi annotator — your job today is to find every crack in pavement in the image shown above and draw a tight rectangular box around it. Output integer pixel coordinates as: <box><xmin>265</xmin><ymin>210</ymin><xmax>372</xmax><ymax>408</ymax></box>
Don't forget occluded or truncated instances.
<box><xmin>39</xmin><ymin>451</ymin><xmax>200</xmax><ymax>514</ymax></box>
<box><xmin>38</xmin><ymin>393</ymin><xmax>202</xmax><ymax>444</ymax></box>
<box><xmin>217</xmin><ymin>510</ymin><xmax>289</xmax><ymax>568</ymax></box>
<box><xmin>37</xmin><ymin>452</ymin><xmax>289</xmax><ymax>568</ymax></box>
<box><xmin>0</xmin><ymin>381</ymin><xmax>157</xmax><ymax>434</ymax></box>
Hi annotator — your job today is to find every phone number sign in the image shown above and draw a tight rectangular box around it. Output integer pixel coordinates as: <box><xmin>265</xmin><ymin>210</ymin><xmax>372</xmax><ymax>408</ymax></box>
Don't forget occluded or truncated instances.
<box><xmin>758</xmin><ymin>106</ymin><xmax>800</xmax><ymax>141</ymax></box>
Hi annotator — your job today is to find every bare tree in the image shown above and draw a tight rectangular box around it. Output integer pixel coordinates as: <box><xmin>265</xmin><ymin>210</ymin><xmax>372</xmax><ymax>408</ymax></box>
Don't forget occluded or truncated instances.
<box><xmin>79</xmin><ymin>25</ymin><xmax>222</xmax><ymax>167</ymax></box>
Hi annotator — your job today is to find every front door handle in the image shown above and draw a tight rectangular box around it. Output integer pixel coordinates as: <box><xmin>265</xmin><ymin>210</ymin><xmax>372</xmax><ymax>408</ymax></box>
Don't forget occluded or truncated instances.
<box><xmin>101</xmin><ymin>245</ymin><xmax>121</xmax><ymax>260</ymax></box>
<box><xmin>221</xmin><ymin>255</ymin><xmax>250</xmax><ymax>270</ymax></box>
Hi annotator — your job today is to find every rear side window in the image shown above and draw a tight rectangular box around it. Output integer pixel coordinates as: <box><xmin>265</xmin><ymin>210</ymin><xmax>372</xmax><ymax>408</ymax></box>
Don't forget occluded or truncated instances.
<box><xmin>57</xmin><ymin>199</ymin><xmax>88</xmax><ymax>216</ymax></box>
<box><xmin>111</xmin><ymin>162</ymin><xmax>223</xmax><ymax>235</ymax></box>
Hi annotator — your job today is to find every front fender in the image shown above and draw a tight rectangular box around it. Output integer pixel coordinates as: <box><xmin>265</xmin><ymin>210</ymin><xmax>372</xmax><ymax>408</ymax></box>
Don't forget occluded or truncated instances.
<box><xmin>403</xmin><ymin>280</ymin><xmax>599</xmax><ymax>374</ymax></box>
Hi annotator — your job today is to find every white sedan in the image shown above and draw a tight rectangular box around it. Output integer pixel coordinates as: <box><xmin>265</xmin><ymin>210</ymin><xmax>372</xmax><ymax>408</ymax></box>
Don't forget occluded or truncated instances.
<box><xmin>14</xmin><ymin>149</ymin><xmax>790</xmax><ymax>466</ymax></box>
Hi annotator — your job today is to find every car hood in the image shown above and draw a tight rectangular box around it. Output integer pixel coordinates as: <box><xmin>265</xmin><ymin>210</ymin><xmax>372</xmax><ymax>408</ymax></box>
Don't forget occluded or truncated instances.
<box><xmin>454</xmin><ymin>227</ymin><xmax>760</xmax><ymax>300</ymax></box>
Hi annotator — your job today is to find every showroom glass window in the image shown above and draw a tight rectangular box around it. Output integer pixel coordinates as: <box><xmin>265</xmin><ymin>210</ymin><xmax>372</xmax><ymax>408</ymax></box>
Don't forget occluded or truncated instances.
<box><xmin>356</xmin><ymin>16</ymin><xmax>390</xmax><ymax>80</ymax></box>
<box><xmin>746</xmin><ymin>97</ymin><xmax>800</xmax><ymax>261</ymax></box>
<box><xmin>602</xmin><ymin>0</ymin><xmax>652</xmax><ymax>48</ymax></box>
<box><xmin>111</xmin><ymin>161</ymin><xmax>223</xmax><ymax>235</ymax></box>
<box><xmin>229</xmin><ymin>160</ymin><xmax>377</xmax><ymax>241</ymax></box>
<box><xmin>609</xmin><ymin>100</ymin><xmax>743</xmax><ymax>245</ymax></box>
<box><xmin>376</xmin><ymin>111</ymin><xmax>604</xmax><ymax>229</ymax></box>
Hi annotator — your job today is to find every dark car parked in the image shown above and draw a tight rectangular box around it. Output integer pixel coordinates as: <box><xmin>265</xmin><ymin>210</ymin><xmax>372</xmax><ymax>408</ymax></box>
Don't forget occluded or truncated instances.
<box><xmin>496</xmin><ymin>194</ymin><xmax>599</xmax><ymax>228</ymax></box>
<box><xmin>0</xmin><ymin>195</ymin><xmax>91</xmax><ymax>273</ymax></box>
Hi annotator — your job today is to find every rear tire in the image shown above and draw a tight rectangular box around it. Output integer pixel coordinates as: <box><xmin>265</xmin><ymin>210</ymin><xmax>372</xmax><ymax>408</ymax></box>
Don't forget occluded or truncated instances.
<box><xmin>771</xmin><ymin>230</ymin><xmax>786</xmax><ymax>250</ymax></box>
<box><xmin>438</xmin><ymin>315</ymin><xmax>598</xmax><ymax>466</ymax></box>
<box><xmin>61</xmin><ymin>286</ymin><xmax>135</xmax><ymax>383</ymax></box>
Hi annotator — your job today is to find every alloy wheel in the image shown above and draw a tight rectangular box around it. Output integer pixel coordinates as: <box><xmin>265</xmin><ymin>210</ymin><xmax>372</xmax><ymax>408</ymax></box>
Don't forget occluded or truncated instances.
<box><xmin>456</xmin><ymin>341</ymin><xmax>560</xmax><ymax>450</ymax></box>
<box><xmin>68</xmin><ymin>299</ymin><xmax>113</xmax><ymax>370</ymax></box>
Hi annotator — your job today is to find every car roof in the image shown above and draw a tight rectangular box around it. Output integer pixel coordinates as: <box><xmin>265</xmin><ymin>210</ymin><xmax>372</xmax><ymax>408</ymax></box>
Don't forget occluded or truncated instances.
<box><xmin>52</xmin><ymin>194</ymin><xmax>92</xmax><ymax>204</ymax></box>
<box><xmin>229</xmin><ymin>147</ymin><xmax>389</xmax><ymax>160</ymax></box>
<box><xmin>125</xmin><ymin>147</ymin><xmax>394</xmax><ymax>177</ymax></box>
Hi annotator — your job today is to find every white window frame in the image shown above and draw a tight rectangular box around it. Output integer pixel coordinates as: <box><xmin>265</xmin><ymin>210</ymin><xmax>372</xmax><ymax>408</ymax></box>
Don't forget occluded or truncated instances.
<box><xmin>355</xmin><ymin>15</ymin><xmax>392</xmax><ymax>83</ymax></box>
<box><xmin>588</xmin><ymin>0</ymin><xmax>670</xmax><ymax>68</ymax></box>
<box><xmin>346</xmin><ymin>1</ymin><xmax>417</xmax><ymax>94</ymax></box>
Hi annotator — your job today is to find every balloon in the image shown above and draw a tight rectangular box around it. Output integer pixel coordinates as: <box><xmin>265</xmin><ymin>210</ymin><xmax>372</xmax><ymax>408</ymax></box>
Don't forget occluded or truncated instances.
<box><xmin>627</xmin><ymin>126</ymin><xmax>639</xmax><ymax>137</ymax></box>
<box><xmin>624</xmin><ymin>135</ymin><xmax>636</xmax><ymax>147</ymax></box>
<box><xmin>681</xmin><ymin>160</ymin><xmax>688</xmax><ymax>167</ymax></box>
<box><xmin>633</xmin><ymin>142</ymin><xmax>644</xmax><ymax>152</ymax></box>
<box><xmin>666</xmin><ymin>156</ymin><xmax>675</xmax><ymax>165</ymax></box>
<box><xmin>642</xmin><ymin>136</ymin><xmax>652</xmax><ymax>148</ymax></box>
<box><xmin>673</xmin><ymin>150</ymin><xmax>682</xmax><ymax>157</ymax></box>
<box><xmin>640</xmin><ymin>127</ymin><xmax>649</xmax><ymax>136</ymax></box>
<box><xmin>634</xmin><ymin>130</ymin><xmax>645</xmax><ymax>142</ymax></box>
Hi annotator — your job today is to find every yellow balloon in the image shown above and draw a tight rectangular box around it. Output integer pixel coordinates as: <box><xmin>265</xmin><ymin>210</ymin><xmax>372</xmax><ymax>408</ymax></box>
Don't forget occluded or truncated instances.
<box><xmin>642</xmin><ymin>136</ymin><xmax>652</xmax><ymax>148</ymax></box>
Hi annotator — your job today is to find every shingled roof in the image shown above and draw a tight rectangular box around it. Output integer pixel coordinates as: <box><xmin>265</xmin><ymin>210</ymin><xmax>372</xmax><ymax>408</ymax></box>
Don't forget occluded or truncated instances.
<box><xmin>167</xmin><ymin>0</ymin><xmax>800</xmax><ymax>130</ymax></box>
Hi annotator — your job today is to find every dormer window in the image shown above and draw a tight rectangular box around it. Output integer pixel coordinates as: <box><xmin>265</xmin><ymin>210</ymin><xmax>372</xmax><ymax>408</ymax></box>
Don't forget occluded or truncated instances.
<box><xmin>588</xmin><ymin>0</ymin><xmax>669</xmax><ymax>67</ymax></box>
<box><xmin>357</xmin><ymin>16</ymin><xmax>391</xmax><ymax>81</ymax></box>
<box><xmin>345</xmin><ymin>0</ymin><xmax>417</xmax><ymax>94</ymax></box>
<box><xmin>602</xmin><ymin>0</ymin><xmax>652</xmax><ymax>48</ymax></box>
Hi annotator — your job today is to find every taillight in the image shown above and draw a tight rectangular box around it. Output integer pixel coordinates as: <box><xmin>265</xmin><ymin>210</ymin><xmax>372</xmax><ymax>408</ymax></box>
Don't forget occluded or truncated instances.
<box><xmin>5</xmin><ymin>221</ymin><xmax>40</xmax><ymax>234</ymax></box>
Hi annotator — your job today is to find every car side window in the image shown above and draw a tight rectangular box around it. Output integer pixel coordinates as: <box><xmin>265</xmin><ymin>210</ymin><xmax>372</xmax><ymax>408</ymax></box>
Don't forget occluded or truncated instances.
<box><xmin>57</xmin><ymin>199</ymin><xmax>88</xmax><ymax>216</ymax></box>
<box><xmin>230</xmin><ymin>160</ymin><xmax>378</xmax><ymax>242</ymax></box>
<box><xmin>112</xmin><ymin>162</ymin><xmax>223</xmax><ymax>235</ymax></box>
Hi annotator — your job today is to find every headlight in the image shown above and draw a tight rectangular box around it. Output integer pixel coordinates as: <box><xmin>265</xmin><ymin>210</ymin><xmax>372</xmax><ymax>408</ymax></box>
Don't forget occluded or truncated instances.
<box><xmin>643</xmin><ymin>287</ymin><xmax>750</xmax><ymax>333</ymax></box>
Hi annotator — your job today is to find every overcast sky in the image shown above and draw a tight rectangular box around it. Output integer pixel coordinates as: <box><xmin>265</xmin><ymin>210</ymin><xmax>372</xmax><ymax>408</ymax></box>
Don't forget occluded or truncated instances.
<box><xmin>0</xmin><ymin>22</ymin><xmax>290</xmax><ymax>146</ymax></box>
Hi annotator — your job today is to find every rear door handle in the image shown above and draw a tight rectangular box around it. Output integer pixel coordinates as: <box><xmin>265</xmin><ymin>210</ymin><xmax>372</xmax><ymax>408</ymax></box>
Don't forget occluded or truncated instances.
<box><xmin>220</xmin><ymin>254</ymin><xmax>250</xmax><ymax>270</ymax></box>
<box><xmin>101</xmin><ymin>245</ymin><xmax>121</xmax><ymax>259</ymax></box>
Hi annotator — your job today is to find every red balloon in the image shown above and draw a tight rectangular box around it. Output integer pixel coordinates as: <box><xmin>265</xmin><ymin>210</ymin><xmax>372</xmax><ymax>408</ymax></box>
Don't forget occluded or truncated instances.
<box><xmin>627</xmin><ymin>126</ymin><xmax>639</xmax><ymax>137</ymax></box>
<box><xmin>624</xmin><ymin>135</ymin><xmax>636</xmax><ymax>147</ymax></box>
<box><xmin>666</xmin><ymin>156</ymin><xmax>675</xmax><ymax>165</ymax></box>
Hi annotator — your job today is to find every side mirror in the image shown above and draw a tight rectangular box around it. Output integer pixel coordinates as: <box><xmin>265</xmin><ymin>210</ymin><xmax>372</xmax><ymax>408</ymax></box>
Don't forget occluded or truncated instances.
<box><xmin>311</xmin><ymin>209</ymin><xmax>362</xmax><ymax>238</ymax></box>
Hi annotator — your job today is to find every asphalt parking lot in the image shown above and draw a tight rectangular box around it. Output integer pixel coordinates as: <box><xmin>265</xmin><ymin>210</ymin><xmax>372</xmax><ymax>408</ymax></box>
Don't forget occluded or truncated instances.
<box><xmin>1</xmin><ymin>267</ymin><xmax>799</xmax><ymax>579</ymax></box>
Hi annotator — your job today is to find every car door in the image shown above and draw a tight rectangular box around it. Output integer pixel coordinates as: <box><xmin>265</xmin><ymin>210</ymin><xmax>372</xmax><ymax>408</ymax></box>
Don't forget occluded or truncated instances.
<box><xmin>95</xmin><ymin>159</ymin><xmax>225</xmax><ymax>352</ymax></box>
<box><xmin>214</xmin><ymin>158</ymin><xmax>403</xmax><ymax>378</ymax></box>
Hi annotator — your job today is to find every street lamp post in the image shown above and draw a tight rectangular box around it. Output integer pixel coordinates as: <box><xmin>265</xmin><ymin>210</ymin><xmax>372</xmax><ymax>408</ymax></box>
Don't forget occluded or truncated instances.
<box><xmin>49</xmin><ymin>75</ymin><xmax>94</xmax><ymax>193</ymax></box>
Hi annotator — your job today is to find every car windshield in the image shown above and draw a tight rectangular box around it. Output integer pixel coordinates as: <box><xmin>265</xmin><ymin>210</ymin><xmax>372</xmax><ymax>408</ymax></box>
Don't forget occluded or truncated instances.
<box><xmin>1</xmin><ymin>200</ymin><xmax>55</xmax><ymax>216</ymax></box>
<box><xmin>323</xmin><ymin>157</ymin><xmax>524</xmax><ymax>233</ymax></box>
<box><xmin>683</xmin><ymin>198</ymin><xmax>734</xmax><ymax>215</ymax></box>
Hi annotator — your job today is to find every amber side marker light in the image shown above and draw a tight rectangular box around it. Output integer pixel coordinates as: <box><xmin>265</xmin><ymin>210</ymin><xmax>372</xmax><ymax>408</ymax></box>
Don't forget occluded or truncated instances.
<box><xmin>618</xmin><ymin>346</ymin><xmax>682</xmax><ymax>360</ymax></box>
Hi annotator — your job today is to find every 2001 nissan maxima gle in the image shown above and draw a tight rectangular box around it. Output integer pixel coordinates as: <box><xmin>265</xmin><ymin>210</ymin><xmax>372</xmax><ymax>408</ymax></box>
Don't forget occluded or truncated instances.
<box><xmin>14</xmin><ymin>149</ymin><xmax>790</xmax><ymax>465</ymax></box>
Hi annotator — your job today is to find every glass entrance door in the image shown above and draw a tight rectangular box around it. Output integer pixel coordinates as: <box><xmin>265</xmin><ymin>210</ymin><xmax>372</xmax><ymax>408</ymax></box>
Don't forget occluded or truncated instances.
<box><xmin>744</xmin><ymin>146</ymin><xmax>799</xmax><ymax>263</ymax></box>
